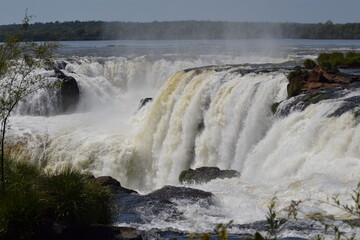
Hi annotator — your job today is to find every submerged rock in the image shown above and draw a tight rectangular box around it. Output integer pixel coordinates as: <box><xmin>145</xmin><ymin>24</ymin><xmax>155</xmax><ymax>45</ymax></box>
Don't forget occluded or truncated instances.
<box><xmin>179</xmin><ymin>167</ymin><xmax>240</xmax><ymax>184</ymax></box>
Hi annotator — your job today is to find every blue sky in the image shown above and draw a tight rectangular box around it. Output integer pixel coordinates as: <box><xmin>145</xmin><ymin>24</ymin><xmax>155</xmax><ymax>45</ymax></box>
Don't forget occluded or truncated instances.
<box><xmin>1</xmin><ymin>0</ymin><xmax>360</xmax><ymax>25</ymax></box>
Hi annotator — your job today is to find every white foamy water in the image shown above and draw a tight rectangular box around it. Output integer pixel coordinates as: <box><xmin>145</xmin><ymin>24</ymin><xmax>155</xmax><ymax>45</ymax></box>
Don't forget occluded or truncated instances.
<box><xmin>6</xmin><ymin>40</ymin><xmax>360</xmax><ymax>237</ymax></box>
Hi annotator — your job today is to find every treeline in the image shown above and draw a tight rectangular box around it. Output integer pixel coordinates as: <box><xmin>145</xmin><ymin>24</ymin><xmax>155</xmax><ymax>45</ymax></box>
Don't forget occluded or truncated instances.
<box><xmin>1</xmin><ymin>20</ymin><xmax>360</xmax><ymax>41</ymax></box>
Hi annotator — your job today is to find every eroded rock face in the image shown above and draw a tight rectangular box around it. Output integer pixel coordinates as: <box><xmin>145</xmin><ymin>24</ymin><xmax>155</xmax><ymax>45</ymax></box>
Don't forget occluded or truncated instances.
<box><xmin>179</xmin><ymin>167</ymin><xmax>240</xmax><ymax>184</ymax></box>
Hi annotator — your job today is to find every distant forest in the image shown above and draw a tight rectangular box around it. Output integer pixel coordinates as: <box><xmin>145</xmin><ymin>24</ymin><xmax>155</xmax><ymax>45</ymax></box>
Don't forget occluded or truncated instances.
<box><xmin>1</xmin><ymin>20</ymin><xmax>360</xmax><ymax>41</ymax></box>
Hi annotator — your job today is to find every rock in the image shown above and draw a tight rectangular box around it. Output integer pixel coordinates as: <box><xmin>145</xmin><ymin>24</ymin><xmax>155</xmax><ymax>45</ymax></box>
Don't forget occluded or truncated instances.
<box><xmin>60</xmin><ymin>76</ymin><xmax>79</xmax><ymax>112</ymax></box>
<box><xmin>53</xmin><ymin>69</ymin><xmax>80</xmax><ymax>113</ymax></box>
<box><xmin>179</xmin><ymin>167</ymin><xmax>240</xmax><ymax>184</ymax></box>
<box><xmin>287</xmin><ymin>67</ymin><xmax>360</xmax><ymax>97</ymax></box>
<box><xmin>56</xmin><ymin>60</ymin><xmax>67</xmax><ymax>70</ymax></box>
<box><xmin>138</xmin><ymin>98</ymin><xmax>152</xmax><ymax>109</ymax></box>
<box><xmin>95</xmin><ymin>176</ymin><xmax>138</xmax><ymax>195</ymax></box>
<box><xmin>96</xmin><ymin>176</ymin><xmax>122</xmax><ymax>188</ymax></box>
<box><xmin>35</xmin><ymin>224</ymin><xmax>142</xmax><ymax>240</ymax></box>
<box><xmin>146</xmin><ymin>185</ymin><xmax>213</xmax><ymax>202</ymax></box>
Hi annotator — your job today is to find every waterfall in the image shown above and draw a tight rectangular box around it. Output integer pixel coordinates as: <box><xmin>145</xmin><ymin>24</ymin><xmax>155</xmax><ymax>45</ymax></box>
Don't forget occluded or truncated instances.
<box><xmin>133</xmin><ymin>68</ymin><xmax>288</xmax><ymax>189</ymax></box>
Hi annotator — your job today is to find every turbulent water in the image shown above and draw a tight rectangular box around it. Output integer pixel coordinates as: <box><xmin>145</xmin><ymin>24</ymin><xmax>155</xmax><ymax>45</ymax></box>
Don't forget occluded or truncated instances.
<box><xmin>7</xmin><ymin>39</ymin><xmax>360</xmax><ymax>238</ymax></box>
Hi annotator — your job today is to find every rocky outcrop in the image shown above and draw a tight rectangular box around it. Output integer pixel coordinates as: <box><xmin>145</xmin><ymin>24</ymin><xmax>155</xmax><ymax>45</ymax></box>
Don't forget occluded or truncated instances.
<box><xmin>287</xmin><ymin>67</ymin><xmax>360</xmax><ymax>97</ymax></box>
<box><xmin>54</xmin><ymin>69</ymin><xmax>80</xmax><ymax>113</ymax></box>
<box><xmin>179</xmin><ymin>167</ymin><xmax>240</xmax><ymax>184</ymax></box>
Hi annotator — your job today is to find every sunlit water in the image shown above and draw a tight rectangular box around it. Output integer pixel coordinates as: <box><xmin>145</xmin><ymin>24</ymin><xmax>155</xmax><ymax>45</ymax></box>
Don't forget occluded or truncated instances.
<box><xmin>6</xmin><ymin>39</ymin><xmax>360</xmax><ymax>238</ymax></box>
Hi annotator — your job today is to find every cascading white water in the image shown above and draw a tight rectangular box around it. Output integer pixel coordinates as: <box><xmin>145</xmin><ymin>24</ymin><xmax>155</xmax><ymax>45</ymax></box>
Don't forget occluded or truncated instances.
<box><xmin>7</xmin><ymin>51</ymin><xmax>360</xmax><ymax>235</ymax></box>
<box><xmin>133</xmin><ymin>68</ymin><xmax>289</xmax><ymax>189</ymax></box>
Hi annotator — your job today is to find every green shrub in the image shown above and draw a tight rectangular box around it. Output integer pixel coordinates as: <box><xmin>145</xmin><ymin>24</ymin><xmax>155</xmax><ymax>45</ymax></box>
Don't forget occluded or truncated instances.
<box><xmin>41</xmin><ymin>166</ymin><xmax>113</xmax><ymax>226</ymax></box>
<box><xmin>287</xmin><ymin>66</ymin><xmax>308</xmax><ymax>81</ymax></box>
<box><xmin>303</xmin><ymin>59</ymin><xmax>317</xmax><ymax>69</ymax></box>
<box><xmin>0</xmin><ymin>161</ymin><xmax>114</xmax><ymax>239</ymax></box>
<box><xmin>271</xmin><ymin>102</ymin><xmax>281</xmax><ymax>114</ymax></box>
<box><xmin>316</xmin><ymin>51</ymin><xmax>360</xmax><ymax>70</ymax></box>
<box><xmin>287</xmin><ymin>83</ymin><xmax>304</xmax><ymax>98</ymax></box>
<box><xmin>0</xmin><ymin>161</ymin><xmax>43</xmax><ymax>239</ymax></box>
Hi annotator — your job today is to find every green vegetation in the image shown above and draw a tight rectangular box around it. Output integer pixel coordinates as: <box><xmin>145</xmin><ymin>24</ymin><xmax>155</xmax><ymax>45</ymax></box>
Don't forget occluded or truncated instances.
<box><xmin>304</xmin><ymin>93</ymin><xmax>331</xmax><ymax>104</ymax></box>
<box><xmin>303</xmin><ymin>59</ymin><xmax>317</xmax><ymax>69</ymax></box>
<box><xmin>1</xmin><ymin>20</ymin><xmax>360</xmax><ymax>41</ymax></box>
<box><xmin>0</xmin><ymin>16</ymin><xmax>58</xmax><ymax>192</ymax></box>
<box><xmin>0</xmin><ymin>160</ymin><xmax>113</xmax><ymax>239</ymax></box>
<box><xmin>0</xmin><ymin>16</ymin><xmax>112</xmax><ymax>239</ymax></box>
<box><xmin>287</xmin><ymin>66</ymin><xmax>308</xmax><ymax>82</ymax></box>
<box><xmin>287</xmin><ymin>81</ymin><xmax>303</xmax><ymax>99</ymax></box>
<box><xmin>317</xmin><ymin>52</ymin><xmax>360</xmax><ymax>71</ymax></box>
<box><xmin>271</xmin><ymin>102</ymin><xmax>281</xmax><ymax>114</ymax></box>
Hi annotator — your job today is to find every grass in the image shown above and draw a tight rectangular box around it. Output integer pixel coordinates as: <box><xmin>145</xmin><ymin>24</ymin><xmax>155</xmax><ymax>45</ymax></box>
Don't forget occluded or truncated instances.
<box><xmin>0</xmin><ymin>159</ymin><xmax>113</xmax><ymax>239</ymax></box>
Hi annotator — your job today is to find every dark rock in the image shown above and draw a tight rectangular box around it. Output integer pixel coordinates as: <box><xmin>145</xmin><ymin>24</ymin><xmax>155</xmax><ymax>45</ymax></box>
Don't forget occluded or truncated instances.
<box><xmin>52</xmin><ymin>69</ymin><xmax>80</xmax><ymax>113</ymax></box>
<box><xmin>138</xmin><ymin>98</ymin><xmax>152</xmax><ymax>109</ymax></box>
<box><xmin>278</xmin><ymin>81</ymin><xmax>360</xmax><ymax>118</ymax></box>
<box><xmin>179</xmin><ymin>167</ymin><xmax>240</xmax><ymax>184</ymax></box>
<box><xmin>95</xmin><ymin>176</ymin><xmax>138</xmax><ymax>195</ymax></box>
<box><xmin>34</xmin><ymin>223</ymin><xmax>142</xmax><ymax>240</ymax></box>
<box><xmin>60</xmin><ymin>75</ymin><xmax>80</xmax><ymax>113</ymax></box>
<box><xmin>146</xmin><ymin>185</ymin><xmax>213</xmax><ymax>201</ymax></box>
<box><xmin>56</xmin><ymin>60</ymin><xmax>67</xmax><ymax>70</ymax></box>
<box><xmin>96</xmin><ymin>176</ymin><xmax>122</xmax><ymax>188</ymax></box>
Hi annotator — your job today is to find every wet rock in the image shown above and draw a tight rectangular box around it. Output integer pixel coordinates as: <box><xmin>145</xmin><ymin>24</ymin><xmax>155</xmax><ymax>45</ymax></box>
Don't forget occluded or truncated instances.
<box><xmin>95</xmin><ymin>176</ymin><xmax>138</xmax><ymax>195</ymax></box>
<box><xmin>146</xmin><ymin>185</ymin><xmax>213</xmax><ymax>201</ymax></box>
<box><xmin>138</xmin><ymin>98</ymin><xmax>152</xmax><ymax>109</ymax></box>
<box><xmin>277</xmin><ymin>81</ymin><xmax>360</xmax><ymax>118</ymax></box>
<box><xmin>179</xmin><ymin>167</ymin><xmax>240</xmax><ymax>184</ymax></box>
<box><xmin>54</xmin><ymin>69</ymin><xmax>80</xmax><ymax>113</ymax></box>
<box><xmin>56</xmin><ymin>60</ymin><xmax>67</xmax><ymax>70</ymax></box>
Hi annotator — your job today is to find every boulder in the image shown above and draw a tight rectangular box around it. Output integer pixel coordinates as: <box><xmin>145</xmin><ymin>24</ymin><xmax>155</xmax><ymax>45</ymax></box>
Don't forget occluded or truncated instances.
<box><xmin>146</xmin><ymin>185</ymin><xmax>213</xmax><ymax>201</ymax></box>
<box><xmin>60</xmin><ymin>75</ymin><xmax>80</xmax><ymax>113</ymax></box>
<box><xmin>53</xmin><ymin>69</ymin><xmax>80</xmax><ymax>113</ymax></box>
<box><xmin>179</xmin><ymin>167</ymin><xmax>240</xmax><ymax>184</ymax></box>
<box><xmin>95</xmin><ymin>176</ymin><xmax>138</xmax><ymax>195</ymax></box>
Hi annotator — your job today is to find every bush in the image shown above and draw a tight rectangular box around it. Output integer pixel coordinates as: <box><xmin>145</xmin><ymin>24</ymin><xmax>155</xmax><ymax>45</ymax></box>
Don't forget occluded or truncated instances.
<box><xmin>0</xmin><ymin>161</ymin><xmax>113</xmax><ymax>239</ymax></box>
<box><xmin>303</xmin><ymin>59</ymin><xmax>317</xmax><ymax>69</ymax></box>
<box><xmin>316</xmin><ymin>51</ymin><xmax>360</xmax><ymax>71</ymax></box>
<box><xmin>41</xmin><ymin>166</ymin><xmax>113</xmax><ymax>226</ymax></box>
<box><xmin>0</xmin><ymin>161</ymin><xmax>43</xmax><ymax>239</ymax></box>
<box><xmin>287</xmin><ymin>66</ymin><xmax>308</xmax><ymax>81</ymax></box>
<box><xmin>271</xmin><ymin>102</ymin><xmax>281</xmax><ymax>114</ymax></box>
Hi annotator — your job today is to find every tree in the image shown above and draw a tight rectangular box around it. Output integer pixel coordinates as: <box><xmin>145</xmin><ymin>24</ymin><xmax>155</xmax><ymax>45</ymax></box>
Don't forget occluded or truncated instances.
<box><xmin>0</xmin><ymin>15</ymin><xmax>58</xmax><ymax>192</ymax></box>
